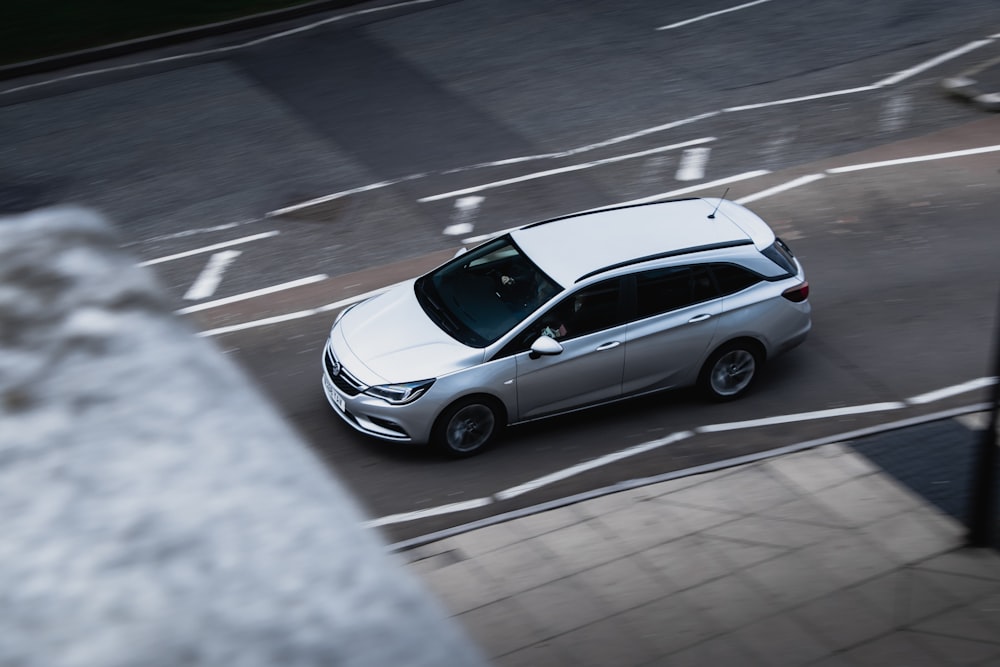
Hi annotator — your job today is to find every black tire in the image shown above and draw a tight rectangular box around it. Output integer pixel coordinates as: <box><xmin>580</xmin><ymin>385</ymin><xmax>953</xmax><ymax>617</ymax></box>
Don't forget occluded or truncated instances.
<box><xmin>699</xmin><ymin>342</ymin><xmax>762</xmax><ymax>401</ymax></box>
<box><xmin>432</xmin><ymin>397</ymin><xmax>504</xmax><ymax>457</ymax></box>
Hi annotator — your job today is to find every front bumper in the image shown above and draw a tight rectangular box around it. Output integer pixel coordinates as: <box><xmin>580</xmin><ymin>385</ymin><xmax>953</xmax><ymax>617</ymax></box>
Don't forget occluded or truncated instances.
<box><xmin>321</xmin><ymin>340</ymin><xmax>434</xmax><ymax>444</ymax></box>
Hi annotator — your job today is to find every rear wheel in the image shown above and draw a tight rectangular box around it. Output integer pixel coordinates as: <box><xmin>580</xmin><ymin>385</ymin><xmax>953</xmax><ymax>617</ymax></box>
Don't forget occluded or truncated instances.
<box><xmin>700</xmin><ymin>342</ymin><xmax>761</xmax><ymax>400</ymax></box>
<box><xmin>432</xmin><ymin>397</ymin><xmax>503</xmax><ymax>457</ymax></box>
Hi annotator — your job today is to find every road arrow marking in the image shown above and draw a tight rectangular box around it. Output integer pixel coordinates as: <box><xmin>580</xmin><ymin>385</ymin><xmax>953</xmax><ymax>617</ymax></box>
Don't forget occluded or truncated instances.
<box><xmin>184</xmin><ymin>250</ymin><xmax>242</xmax><ymax>301</ymax></box>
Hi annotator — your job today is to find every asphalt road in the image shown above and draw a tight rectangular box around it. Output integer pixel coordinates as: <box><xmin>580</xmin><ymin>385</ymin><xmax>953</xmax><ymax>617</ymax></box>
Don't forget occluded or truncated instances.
<box><xmin>3</xmin><ymin>0</ymin><xmax>999</xmax><ymax>542</ymax></box>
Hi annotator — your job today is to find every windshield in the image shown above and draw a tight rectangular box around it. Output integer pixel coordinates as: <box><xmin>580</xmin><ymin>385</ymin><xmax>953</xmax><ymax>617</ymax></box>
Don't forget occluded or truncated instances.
<box><xmin>415</xmin><ymin>236</ymin><xmax>562</xmax><ymax>347</ymax></box>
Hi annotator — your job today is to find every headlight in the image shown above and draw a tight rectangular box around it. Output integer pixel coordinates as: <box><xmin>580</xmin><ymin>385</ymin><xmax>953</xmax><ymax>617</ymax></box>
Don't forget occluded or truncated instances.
<box><xmin>364</xmin><ymin>379</ymin><xmax>435</xmax><ymax>405</ymax></box>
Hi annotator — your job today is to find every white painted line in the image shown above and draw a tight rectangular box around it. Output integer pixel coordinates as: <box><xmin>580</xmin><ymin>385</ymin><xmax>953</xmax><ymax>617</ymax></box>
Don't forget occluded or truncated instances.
<box><xmin>197</xmin><ymin>285</ymin><xmax>393</xmax><ymax>337</ymax></box>
<box><xmin>363</xmin><ymin>498</ymin><xmax>493</xmax><ymax>529</ymax></box>
<box><xmin>906</xmin><ymin>377</ymin><xmax>997</xmax><ymax>405</ymax></box>
<box><xmin>657</xmin><ymin>0</ymin><xmax>773</xmax><ymax>30</ymax></box>
<box><xmin>879</xmin><ymin>94</ymin><xmax>912</xmax><ymax>134</ymax></box>
<box><xmin>735</xmin><ymin>173</ymin><xmax>825</xmax><ymax>205</ymax></box>
<box><xmin>675</xmin><ymin>147</ymin><xmax>711</xmax><ymax>181</ymax></box>
<box><xmin>1</xmin><ymin>0</ymin><xmax>440</xmax><ymax>97</ymax></box>
<box><xmin>875</xmin><ymin>39</ymin><xmax>995</xmax><ymax>87</ymax></box>
<box><xmin>443</xmin><ymin>195</ymin><xmax>484</xmax><ymax>236</ymax></box>
<box><xmin>696</xmin><ymin>402</ymin><xmax>907</xmax><ymax>433</ymax></box>
<box><xmin>137</xmin><ymin>231</ymin><xmax>278</xmax><ymax>267</ymax></box>
<box><xmin>419</xmin><ymin>137</ymin><xmax>716</xmax><ymax>203</ymax></box>
<box><xmin>827</xmin><ymin>145</ymin><xmax>1000</xmax><ymax>173</ymax></box>
<box><xmin>610</xmin><ymin>170</ymin><xmax>771</xmax><ymax>207</ymax></box>
<box><xmin>176</xmin><ymin>274</ymin><xmax>327</xmax><ymax>315</ymax></box>
<box><xmin>266</xmin><ymin>175</ymin><xmax>425</xmax><ymax>217</ymax></box>
<box><xmin>724</xmin><ymin>85</ymin><xmax>882</xmax><ymax>113</ymax></box>
<box><xmin>494</xmin><ymin>431</ymin><xmax>693</xmax><ymax>501</ymax></box>
<box><xmin>462</xmin><ymin>227</ymin><xmax>517</xmax><ymax>246</ymax></box>
<box><xmin>123</xmin><ymin>219</ymin><xmax>259</xmax><ymax>247</ymax></box>
<box><xmin>445</xmin><ymin>113</ymin><xmax>722</xmax><ymax>171</ymax></box>
<box><xmin>183</xmin><ymin>250</ymin><xmax>242</xmax><ymax>301</ymax></box>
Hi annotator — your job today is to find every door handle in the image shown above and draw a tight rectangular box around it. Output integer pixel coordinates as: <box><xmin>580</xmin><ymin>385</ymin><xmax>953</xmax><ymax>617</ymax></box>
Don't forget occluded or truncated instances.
<box><xmin>688</xmin><ymin>313</ymin><xmax>712</xmax><ymax>323</ymax></box>
<box><xmin>595</xmin><ymin>341</ymin><xmax>621</xmax><ymax>351</ymax></box>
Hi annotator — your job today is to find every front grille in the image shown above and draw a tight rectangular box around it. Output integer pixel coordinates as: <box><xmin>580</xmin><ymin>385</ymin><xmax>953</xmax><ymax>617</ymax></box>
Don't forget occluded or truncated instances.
<box><xmin>325</xmin><ymin>347</ymin><xmax>364</xmax><ymax>396</ymax></box>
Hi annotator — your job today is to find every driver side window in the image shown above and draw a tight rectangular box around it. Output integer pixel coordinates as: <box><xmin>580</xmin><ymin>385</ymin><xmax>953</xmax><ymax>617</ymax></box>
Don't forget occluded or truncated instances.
<box><xmin>497</xmin><ymin>278</ymin><xmax>623</xmax><ymax>357</ymax></box>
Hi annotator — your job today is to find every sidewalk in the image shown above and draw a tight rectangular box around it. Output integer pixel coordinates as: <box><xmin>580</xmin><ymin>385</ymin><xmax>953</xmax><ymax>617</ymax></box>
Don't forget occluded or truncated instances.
<box><xmin>401</xmin><ymin>417</ymin><xmax>1000</xmax><ymax>666</ymax></box>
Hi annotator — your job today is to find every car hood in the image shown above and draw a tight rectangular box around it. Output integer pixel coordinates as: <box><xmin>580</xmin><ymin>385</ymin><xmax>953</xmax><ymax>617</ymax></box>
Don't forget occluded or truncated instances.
<box><xmin>337</xmin><ymin>279</ymin><xmax>484</xmax><ymax>383</ymax></box>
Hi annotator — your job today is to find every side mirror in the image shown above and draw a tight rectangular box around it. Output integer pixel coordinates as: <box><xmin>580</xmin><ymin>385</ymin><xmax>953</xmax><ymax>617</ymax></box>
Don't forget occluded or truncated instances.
<box><xmin>529</xmin><ymin>335</ymin><xmax>563</xmax><ymax>359</ymax></box>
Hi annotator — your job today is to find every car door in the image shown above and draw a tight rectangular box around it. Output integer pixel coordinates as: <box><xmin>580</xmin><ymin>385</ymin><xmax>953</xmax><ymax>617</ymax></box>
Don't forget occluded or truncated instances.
<box><xmin>506</xmin><ymin>278</ymin><xmax>627</xmax><ymax>420</ymax></box>
<box><xmin>622</xmin><ymin>265</ymin><xmax>722</xmax><ymax>395</ymax></box>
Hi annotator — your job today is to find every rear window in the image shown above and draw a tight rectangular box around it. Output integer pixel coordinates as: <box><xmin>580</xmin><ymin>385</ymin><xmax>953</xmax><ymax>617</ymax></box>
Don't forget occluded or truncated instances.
<box><xmin>761</xmin><ymin>238</ymin><xmax>797</xmax><ymax>276</ymax></box>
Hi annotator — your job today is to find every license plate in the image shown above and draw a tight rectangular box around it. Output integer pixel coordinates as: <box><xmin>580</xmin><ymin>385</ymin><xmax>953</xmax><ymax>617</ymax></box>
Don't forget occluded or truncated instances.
<box><xmin>324</xmin><ymin>375</ymin><xmax>347</xmax><ymax>412</ymax></box>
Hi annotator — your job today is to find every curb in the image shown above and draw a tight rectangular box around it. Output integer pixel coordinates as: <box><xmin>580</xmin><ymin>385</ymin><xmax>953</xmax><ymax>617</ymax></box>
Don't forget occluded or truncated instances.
<box><xmin>387</xmin><ymin>402</ymin><xmax>991</xmax><ymax>553</ymax></box>
<box><xmin>0</xmin><ymin>0</ymin><xmax>368</xmax><ymax>81</ymax></box>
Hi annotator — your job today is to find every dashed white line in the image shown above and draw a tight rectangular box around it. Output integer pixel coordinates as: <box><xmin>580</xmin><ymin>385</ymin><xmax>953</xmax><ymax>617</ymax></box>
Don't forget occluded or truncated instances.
<box><xmin>735</xmin><ymin>173</ymin><xmax>825</xmax><ymax>205</ymax></box>
<box><xmin>724</xmin><ymin>85</ymin><xmax>882</xmax><ymax>113</ymax></box>
<box><xmin>443</xmin><ymin>196</ymin><xmax>484</xmax><ymax>236</ymax></box>
<box><xmin>826</xmin><ymin>145</ymin><xmax>1000</xmax><ymax>173</ymax></box>
<box><xmin>266</xmin><ymin>174</ymin><xmax>425</xmax><ymax>218</ymax></box>
<box><xmin>611</xmin><ymin>170</ymin><xmax>771</xmax><ymax>207</ymax></box>
<box><xmin>196</xmin><ymin>285</ymin><xmax>393</xmax><ymax>337</ymax></box>
<box><xmin>657</xmin><ymin>0</ymin><xmax>774</xmax><ymax>31</ymax></box>
<box><xmin>675</xmin><ymin>147</ymin><xmax>712</xmax><ymax>181</ymax></box>
<box><xmin>183</xmin><ymin>250</ymin><xmax>242</xmax><ymax>301</ymax></box>
<box><xmin>137</xmin><ymin>231</ymin><xmax>278</xmax><ymax>267</ymax></box>
<box><xmin>493</xmin><ymin>431</ymin><xmax>694</xmax><ymax>501</ymax></box>
<box><xmin>124</xmin><ymin>219</ymin><xmax>259</xmax><ymax>246</ymax></box>
<box><xmin>419</xmin><ymin>137</ymin><xmax>716</xmax><ymax>203</ymax></box>
<box><xmin>875</xmin><ymin>39</ymin><xmax>995</xmax><ymax>87</ymax></box>
<box><xmin>363</xmin><ymin>498</ymin><xmax>493</xmax><ymax>529</ymax></box>
<box><xmin>176</xmin><ymin>274</ymin><xmax>327</xmax><ymax>315</ymax></box>
<box><xmin>906</xmin><ymin>377</ymin><xmax>997</xmax><ymax>405</ymax></box>
<box><xmin>696</xmin><ymin>402</ymin><xmax>908</xmax><ymax>433</ymax></box>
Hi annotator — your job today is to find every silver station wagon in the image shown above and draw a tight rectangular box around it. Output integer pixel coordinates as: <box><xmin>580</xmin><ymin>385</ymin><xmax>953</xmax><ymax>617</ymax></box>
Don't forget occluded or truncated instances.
<box><xmin>322</xmin><ymin>198</ymin><xmax>811</xmax><ymax>456</ymax></box>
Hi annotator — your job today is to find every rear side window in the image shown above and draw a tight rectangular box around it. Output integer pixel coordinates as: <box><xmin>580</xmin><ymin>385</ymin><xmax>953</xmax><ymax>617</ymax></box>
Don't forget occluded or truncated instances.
<box><xmin>635</xmin><ymin>266</ymin><xmax>716</xmax><ymax>318</ymax></box>
<box><xmin>761</xmin><ymin>237</ymin><xmax>797</xmax><ymax>276</ymax></box>
<box><xmin>710</xmin><ymin>264</ymin><xmax>762</xmax><ymax>296</ymax></box>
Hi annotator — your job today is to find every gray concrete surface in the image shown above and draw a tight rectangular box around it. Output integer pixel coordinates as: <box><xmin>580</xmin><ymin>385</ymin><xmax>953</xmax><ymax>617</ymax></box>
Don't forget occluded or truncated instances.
<box><xmin>0</xmin><ymin>207</ymin><xmax>486</xmax><ymax>667</ymax></box>
<box><xmin>403</xmin><ymin>432</ymin><xmax>1000</xmax><ymax>666</ymax></box>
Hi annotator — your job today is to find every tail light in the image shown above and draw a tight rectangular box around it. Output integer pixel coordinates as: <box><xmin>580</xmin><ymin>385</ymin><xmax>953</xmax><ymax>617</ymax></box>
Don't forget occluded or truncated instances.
<box><xmin>782</xmin><ymin>282</ymin><xmax>809</xmax><ymax>303</ymax></box>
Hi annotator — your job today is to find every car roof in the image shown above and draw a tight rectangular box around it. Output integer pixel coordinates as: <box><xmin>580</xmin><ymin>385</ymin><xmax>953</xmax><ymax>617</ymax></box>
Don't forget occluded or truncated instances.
<box><xmin>509</xmin><ymin>198</ymin><xmax>776</xmax><ymax>287</ymax></box>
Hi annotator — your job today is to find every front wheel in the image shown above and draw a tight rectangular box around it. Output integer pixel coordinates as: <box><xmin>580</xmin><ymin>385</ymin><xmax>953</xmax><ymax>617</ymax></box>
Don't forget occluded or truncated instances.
<box><xmin>432</xmin><ymin>398</ymin><xmax>503</xmax><ymax>457</ymax></box>
<box><xmin>700</xmin><ymin>343</ymin><xmax>761</xmax><ymax>401</ymax></box>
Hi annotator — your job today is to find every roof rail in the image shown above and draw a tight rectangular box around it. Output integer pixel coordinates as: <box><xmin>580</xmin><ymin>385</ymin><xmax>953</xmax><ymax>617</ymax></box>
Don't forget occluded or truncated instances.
<box><xmin>519</xmin><ymin>197</ymin><xmax>701</xmax><ymax>231</ymax></box>
<box><xmin>575</xmin><ymin>239</ymin><xmax>753</xmax><ymax>283</ymax></box>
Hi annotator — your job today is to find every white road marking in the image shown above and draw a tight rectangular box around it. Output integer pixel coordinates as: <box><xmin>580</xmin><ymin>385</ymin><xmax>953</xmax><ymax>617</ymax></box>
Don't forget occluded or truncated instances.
<box><xmin>1</xmin><ymin>0</ymin><xmax>441</xmax><ymax>96</ymax></box>
<box><xmin>197</xmin><ymin>285</ymin><xmax>393</xmax><ymax>337</ymax></box>
<box><xmin>696</xmin><ymin>402</ymin><xmax>908</xmax><ymax>433</ymax></box>
<box><xmin>266</xmin><ymin>175</ymin><xmax>425</xmax><ymax>218</ymax></box>
<box><xmin>253</xmin><ymin>35</ymin><xmax>993</xmax><ymax>215</ymax></box>
<box><xmin>137</xmin><ymin>231</ymin><xmax>278</xmax><ymax>267</ymax></box>
<box><xmin>826</xmin><ymin>145</ymin><xmax>1000</xmax><ymax>173</ymax></box>
<box><xmin>418</xmin><ymin>137</ymin><xmax>716</xmax><ymax>203</ymax></box>
<box><xmin>183</xmin><ymin>250</ymin><xmax>242</xmax><ymax>301</ymax></box>
<box><xmin>735</xmin><ymin>173</ymin><xmax>825</xmax><ymax>205</ymax></box>
<box><xmin>124</xmin><ymin>219</ymin><xmax>259</xmax><ymax>246</ymax></box>
<box><xmin>363</xmin><ymin>498</ymin><xmax>493</xmax><ymax>528</ymax></box>
<box><xmin>368</xmin><ymin>381</ymin><xmax>993</xmax><ymax>527</ymax></box>
<box><xmin>724</xmin><ymin>85</ymin><xmax>882</xmax><ymax>113</ymax></box>
<box><xmin>906</xmin><ymin>377</ymin><xmax>997</xmax><ymax>405</ymax></box>
<box><xmin>657</xmin><ymin>0</ymin><xmax>774</xmax><ymax>31</ymax></box>
<box><xmin>592</xmin><ymin>170</ymin><xmax>771</xmax><ymax>208</ymax></box>
<box><xmin>875</xmin><ymin>39</ymin><xmax>995</xmax><ymax>87</ymax></box>
<box><xmin>443</xmin><ymin>196</ymin><xmax>484</xmax><ymax>236</ymax></box>
<box><xmin>675</xmin><ymin>147</ymin><xmax>711</xmax><ymax>181</ymax></box>
<box><xmin>176</xmin><ymin>274</ymin><xmax>327</xmax><ymax>315</ymax></box>
<box><xmin>493</xmin><ymin>431</ymin><xmax>694</xmax><ymax>501</ymax></box>
<box><xmin>443</xmin><ymin>113</ymin><xmax>722</xmax><ymax>170</ymax></box>
<box><xmin>879</xmin><ymin>94</ymin><xmax>912</xmax><ymax>134</ymax></box>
